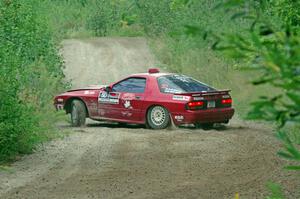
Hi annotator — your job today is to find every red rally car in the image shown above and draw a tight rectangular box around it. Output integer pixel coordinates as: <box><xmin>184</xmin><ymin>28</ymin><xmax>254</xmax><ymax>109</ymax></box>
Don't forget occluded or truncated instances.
<box><xmin>54</xmin><ymin>69</ymin><xmax>234</xmax><ymax>129</ymax></box>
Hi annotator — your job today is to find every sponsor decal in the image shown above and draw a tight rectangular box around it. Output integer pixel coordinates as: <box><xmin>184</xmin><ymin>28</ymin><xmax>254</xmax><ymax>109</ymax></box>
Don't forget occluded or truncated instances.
<box><xmin>99</xmin><ymin>109</ymin><xmax>106</xmax><ymax>116</ymax></box>
<box><xmin>84</xmin><ymin>91</ymin><xmax>95</xmax><ymax>95</ymax></box>
<box><xmin>173</xmin><ymin>95</ymin><xmax>190</xmax><ymax>101</ymax></box>
<box><xmin>174</xmin><ymin>115</ymin><xmax>184</xmax><ymax>121</ymax></box>
<box><xmin>164</xmin><ymin>88</ymin><xmax>182</xmax><ymax>94</ymax></box>
<box><xmin>160</xmin><ymin>83</ymin><xmax>169</xmax><ymax>89</ymax></box>
<box><xmin>173</xmin><ymin>75</ymin><xmax>189</xmax><ymax>82</ymax></box>
<box><xmin>193</xmin><ymin>97</ymin><xmax>204</xmax><ymax>101</ymax></box>
<box><xmin>122</xmin><ymin>93</ymin><xmax>135</xmax><ymax>101</ymax></box>
<box><xmin>98</xmin><ymin>91</ymin><xmax>120</xmax><ymax>104</ymax></box>
<box><xmin>121</xmin><ymin>111</ymin><xmax>133</xmax><ymax>117</ymax></box>
<box><xmin>124</xmin><ymin>100</ymin><xmax>132</xmax><ymax>109</ymax></box>
<box><xmin>222</xmin><ymin>95</ymin><xmax>230</xmax><ymax>99</ymax></box>
<box><xmin>121</xmin><ymin>93</ymin><xmax>134</xmax><ymax>109</ymax></box>
<box><xmin>100</xmin><ymin>91</ymin><xmax>107</xmax><ymax>98</ymax></box>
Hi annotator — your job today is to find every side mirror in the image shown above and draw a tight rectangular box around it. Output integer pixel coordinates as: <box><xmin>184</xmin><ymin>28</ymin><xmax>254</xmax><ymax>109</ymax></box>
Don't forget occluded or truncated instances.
<box><xmin>104</xmin><ymin>86</ymin><xmax>112</xmax><ymax>92</ymax></box>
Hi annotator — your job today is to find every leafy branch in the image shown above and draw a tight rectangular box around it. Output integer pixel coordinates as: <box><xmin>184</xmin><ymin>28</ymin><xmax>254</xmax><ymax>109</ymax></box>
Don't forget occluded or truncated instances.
<box><xmin>184</xmin><ymin>0</ymin><xmax>300</xmax><ymax>197</ymax></box>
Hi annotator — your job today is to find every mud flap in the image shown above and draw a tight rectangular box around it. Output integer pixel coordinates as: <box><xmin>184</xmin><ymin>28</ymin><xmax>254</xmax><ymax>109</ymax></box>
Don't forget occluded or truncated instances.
<box><xmin>167</xmin><ymin>113</ymin><xmax>178</xmax><ymax>130</ymax></box>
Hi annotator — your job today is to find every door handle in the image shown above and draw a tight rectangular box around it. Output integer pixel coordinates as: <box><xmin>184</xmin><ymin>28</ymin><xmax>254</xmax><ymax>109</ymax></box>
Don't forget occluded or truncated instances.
<box><xmin>135</xmin><ymin>96</ymin><xmax>141</xmax><ymax>100</ymax></box>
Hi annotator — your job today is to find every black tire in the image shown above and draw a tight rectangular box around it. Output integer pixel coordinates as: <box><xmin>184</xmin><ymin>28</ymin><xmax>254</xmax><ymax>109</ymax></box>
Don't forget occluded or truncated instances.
<box><xmin>194</xmin><ymin>123</ymin><xmax>214</xmax><ymax>130</ymax></box>
<box><xmin>147</xmin><ymin>106</ymin><xmax>170</xmax><ymax>129</ymax></box>
<box><xmin>194</xmin><ymin>123</ymin><xmax>202</xmax><ymax>129</ymax></box>
<box><xmin>118</xmin><ymin>122</ymin><xmax>127</xmax><ymax>127</ymax></box>
<box><xmin>70</xmin><ymin>100</ymin><xmax>87</xmax><ymax>127</ymax></box>
<box><xmin>202</xmin><ymin>123</ymin><xmax>214</xmax><ymax>130</ymax></box>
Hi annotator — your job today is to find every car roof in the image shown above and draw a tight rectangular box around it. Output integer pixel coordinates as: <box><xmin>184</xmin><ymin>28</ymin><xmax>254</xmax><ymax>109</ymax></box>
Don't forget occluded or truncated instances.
<box><xmin>129</xmin><ymin>72</ymin><xmax>173</xmax><ymax>78</ymax></box>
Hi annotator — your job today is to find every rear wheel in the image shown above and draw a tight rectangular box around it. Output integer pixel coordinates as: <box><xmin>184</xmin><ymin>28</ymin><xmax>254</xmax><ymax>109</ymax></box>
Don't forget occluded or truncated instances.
<box><xmin>202</xmin><ymin>123</ymin><xmax>214</xmax><ymax>130</ymax></box>
<box><xmin>147</xmin><ymin>106</ymin><xmax>170</xmax><ymax>129</ymax></box>
<box><xmin>194</xmin><ymin>122</ymin><xmax>214</xmax><ymax>130</ymax></box>
<box><xmin>71</xmin><ymin>100</ymin><xmax>87</xmax><ymax>127</ymax></box>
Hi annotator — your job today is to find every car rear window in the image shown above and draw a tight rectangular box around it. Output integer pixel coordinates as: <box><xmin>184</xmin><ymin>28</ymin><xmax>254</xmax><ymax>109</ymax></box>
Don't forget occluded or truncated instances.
<box><xmin>157</xmin><ymin>75</ymin><xmax>216</xmax><ymax>94</ymax></box>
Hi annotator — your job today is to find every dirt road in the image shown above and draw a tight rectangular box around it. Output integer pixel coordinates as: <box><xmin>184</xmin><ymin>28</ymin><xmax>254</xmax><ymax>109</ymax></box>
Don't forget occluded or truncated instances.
<box><xmin>0</xmin><ymin>38</ymin><xmax>299</xmax><ymax>199</ymax></box>
<box><xmin>62</xmin><ymin>37</ymin><xmax>157</xmax><ymax>88</ymax></box>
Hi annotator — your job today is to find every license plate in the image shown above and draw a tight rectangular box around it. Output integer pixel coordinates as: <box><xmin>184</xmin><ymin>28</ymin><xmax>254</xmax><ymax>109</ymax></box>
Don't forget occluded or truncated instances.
<box><xmin>207</xmin><ymin>100</ymin><xmax>215</xmax><ymax>108</ymax></box>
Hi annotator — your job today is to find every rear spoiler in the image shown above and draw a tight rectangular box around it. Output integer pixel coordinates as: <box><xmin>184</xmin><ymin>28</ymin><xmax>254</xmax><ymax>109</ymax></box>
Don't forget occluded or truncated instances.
<box><xmin>192</xmin><ymin>89</ymin><xmax>231</xmax><ymax>96</ymax></box>
<box><xmin>175</xmin><ymin>89</ymin><xmax>231</xmax><ymax>96</ymax></box>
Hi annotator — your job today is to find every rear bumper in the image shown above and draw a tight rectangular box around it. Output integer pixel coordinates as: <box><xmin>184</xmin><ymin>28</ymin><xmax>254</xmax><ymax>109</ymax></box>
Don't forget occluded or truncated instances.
<box><xmin>172</xmin><ymin>108</ymin><xmax>234</xmax><ymax>125</ymax></box>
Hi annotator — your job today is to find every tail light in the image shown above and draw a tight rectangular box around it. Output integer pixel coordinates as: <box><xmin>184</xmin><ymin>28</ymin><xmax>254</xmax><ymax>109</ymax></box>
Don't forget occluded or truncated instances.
<box><xmin>221</xmin><ymin>98</ymin><xmax>232</xmax><ymax>106</ymax></box>
<box><xmin>187</xmin><ymin>101</ymin><xmax>204</xmax><ymax>110</ymax></box>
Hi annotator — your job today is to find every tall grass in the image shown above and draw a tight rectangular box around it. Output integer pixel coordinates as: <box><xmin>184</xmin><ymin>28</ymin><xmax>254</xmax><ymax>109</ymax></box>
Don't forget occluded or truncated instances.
<box><xmin>37</xmin><ymin>0</ymin><xmax>144</xmax><ymax>38</ymax></box>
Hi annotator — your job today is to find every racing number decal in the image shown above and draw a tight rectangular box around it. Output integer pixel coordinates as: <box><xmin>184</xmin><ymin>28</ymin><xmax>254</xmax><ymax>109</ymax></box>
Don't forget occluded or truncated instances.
<box><xmin>100</xmin><ymin>91</ymin><xmax>108</xmax><ymax>98</ymax></box>
<box><xmin>98</xmin><ymin>91</ymin><xmax>120</xmax><ymax>104</ymax></box>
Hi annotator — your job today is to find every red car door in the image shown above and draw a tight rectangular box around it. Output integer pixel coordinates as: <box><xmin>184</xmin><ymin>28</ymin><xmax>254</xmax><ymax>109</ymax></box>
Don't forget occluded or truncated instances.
<box><xmin>118</xmin><ymin>92</ymin><xmax>145</xmax><ymax>122</ymax></box>
<box><xmin>98</xmin><ymin>90</ymin><xmax>122</xmax><ymax>119</ymax></box>
<box><xmin>98</xmin><ymin>77</ymin><xmax>147</xmax><ymax>123</ymax></box>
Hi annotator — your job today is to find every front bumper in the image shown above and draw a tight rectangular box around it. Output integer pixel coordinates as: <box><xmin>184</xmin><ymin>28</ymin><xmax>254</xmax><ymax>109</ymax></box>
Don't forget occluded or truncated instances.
<box><xmin>54</xmin><ymin>103</ymin><xmax>64</xmax><ymax>111</ymax></box>
<box><xmin>172</xmin><ymin>107</ymin><xmax>234</xmax><ymax>125</ymax></box>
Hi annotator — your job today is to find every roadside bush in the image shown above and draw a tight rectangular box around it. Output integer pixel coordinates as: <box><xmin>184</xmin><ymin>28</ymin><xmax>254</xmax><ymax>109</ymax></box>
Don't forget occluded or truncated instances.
<box><xmin>86</xmin><ymin>0</ymin><xmax>141</xmax><ymax>37</ymax></box>
<box><xmin>0</xmin><ymin>0</ymin><xmax>65</xmax><ymax>162</ymax></box>
<box><xmin>36</xmin><ymin>0</ymin><xmax>93</xmax><ymax>38</ymax></box>
<box><xmin>136</xmin><ymin>0</ymin><xmax>176</xmax><ymax>36</ymax></box>
<box><xmin>86</xmin><ymin>0</ymin><xmax>117</xmax><ymax>36</ymax></box>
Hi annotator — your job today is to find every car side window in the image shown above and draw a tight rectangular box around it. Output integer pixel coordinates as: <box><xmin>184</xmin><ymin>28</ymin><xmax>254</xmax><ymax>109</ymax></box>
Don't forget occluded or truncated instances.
<box><xmin>112</xmin><ymin>77</ymin><xmax>146</xmax><ymax>93</ymax></box>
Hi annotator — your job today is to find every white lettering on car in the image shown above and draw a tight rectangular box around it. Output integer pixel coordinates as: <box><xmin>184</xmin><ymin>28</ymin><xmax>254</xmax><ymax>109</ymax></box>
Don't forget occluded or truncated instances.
<box><xmin>193</xmin><ymin>97</ymin><xmax>204</xmax><ymax>101</ymax></box>
<box><xmin>174</xmin><ymin>115</ymin><xmax>184</xmax><ymax>121</ymax></box>
<box><xmin>98</xmin><ymin>91</ymin><xmax>120</xmax><ymax>104</ymax></box>
<box><xmin>164</xmin><ymin>88</ymin><xmax>182</xmax><ymax>94</ymax></box>
<box><xmin>173</xmin><ymin>75</ymin><xmax>190</xmax><ymax>82</ymax></box>
<box><xmin>122</xmin><ymin>93</ymin><xmax>135</xmax><ymax>100</ymax></box>
<box><xmin>172</xmin><ymin>95</ymin><xmax>190</xmax><ymax>101</ymax></box>
<box><xmin>121</xmin><ymin>111</ymin><xmax>133</xmax><ymax>117</ymax></box>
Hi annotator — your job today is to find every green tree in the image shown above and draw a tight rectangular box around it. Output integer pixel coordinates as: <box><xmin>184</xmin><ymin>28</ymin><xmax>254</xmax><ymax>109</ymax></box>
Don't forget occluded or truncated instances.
<box><xmin>0</xmin><ymin>0</ymin><xmax>65</xmax><ymax>162</ymax></box>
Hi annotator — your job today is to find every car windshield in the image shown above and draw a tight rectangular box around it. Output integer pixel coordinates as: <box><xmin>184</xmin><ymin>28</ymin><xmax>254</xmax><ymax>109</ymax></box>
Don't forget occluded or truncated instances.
<box><xmin>157</xmin><ymin>75</ymin><xmax>216</xmax><ymax>94</ymax></box>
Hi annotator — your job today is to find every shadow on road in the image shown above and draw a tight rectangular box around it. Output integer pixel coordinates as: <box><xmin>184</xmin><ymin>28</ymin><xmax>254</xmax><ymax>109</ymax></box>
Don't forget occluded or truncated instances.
<box><xmin>87</xmin><ymin>122</ymin><xmax>145</xmax><ymax>129</ymax></box>
<box><xmin>58</xmin><ymin>120</ymin><xmax>250</xmax><ymax>132</ymax></box>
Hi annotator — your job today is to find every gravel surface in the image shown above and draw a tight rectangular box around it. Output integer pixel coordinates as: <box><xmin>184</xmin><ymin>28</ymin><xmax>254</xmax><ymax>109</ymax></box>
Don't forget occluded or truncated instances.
<box><xmin>0</xmin><ymin>38</ymin><xmax>299</xmax><ymax>199</ymax></box>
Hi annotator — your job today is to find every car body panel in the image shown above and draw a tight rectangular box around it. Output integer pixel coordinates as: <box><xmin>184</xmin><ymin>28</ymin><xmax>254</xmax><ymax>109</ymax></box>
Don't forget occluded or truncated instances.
<box><xmin>54</xmin><ymin>71</ymin><xmax>235</xmax><ymax>126</ymax></box>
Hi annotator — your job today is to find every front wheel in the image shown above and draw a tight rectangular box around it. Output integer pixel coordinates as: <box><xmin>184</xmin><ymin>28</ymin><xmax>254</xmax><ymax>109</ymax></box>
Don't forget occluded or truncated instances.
<box><xmin>71</xmin><ymin>100</ymin><xmax>87</xmax><ymax>127</ymax></box>
<box><xmin>147</xmin><ymin>106</ymin><xmax>170</xmax><ymax>129</ymax></box>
